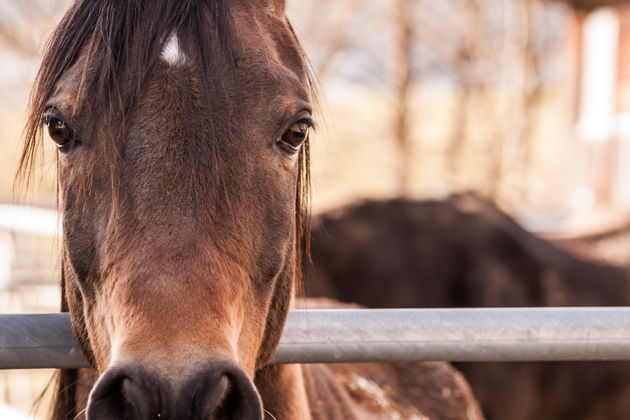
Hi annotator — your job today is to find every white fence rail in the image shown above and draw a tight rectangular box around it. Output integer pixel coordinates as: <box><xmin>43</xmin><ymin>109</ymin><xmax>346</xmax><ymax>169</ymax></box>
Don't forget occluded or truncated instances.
<box><xmin>2</xmin><ymin>308</ymin><xmax>630</xmax><ymax>369</ymax></box>
<box><xmin>0</xmin><ymin>204</ymin><xmax>59</xmax><ymax>291</ymax></box>
<box><xmin>0</xmin><ymin>205</ymin><xmax>59</xmax><ymax>237</ymax></box>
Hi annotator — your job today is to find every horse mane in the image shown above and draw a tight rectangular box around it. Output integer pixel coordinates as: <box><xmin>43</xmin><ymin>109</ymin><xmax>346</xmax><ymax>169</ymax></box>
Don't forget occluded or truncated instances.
<box><xmin>17</xmin><ymin>1</ymin><xmax>315</xmax><ymax>418</ymax></box>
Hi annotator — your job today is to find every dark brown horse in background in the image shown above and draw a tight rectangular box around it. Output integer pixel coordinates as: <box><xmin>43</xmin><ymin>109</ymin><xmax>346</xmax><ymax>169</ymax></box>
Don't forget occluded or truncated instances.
<box><xmin>306</xmin><ymin>193</ymin><xmax>630</xmax><ymax>420</ymax></box>
<box><xmin>20</xmin><ymin>1</ymin><xmax>484</xmax><ymax>419</ymax></box>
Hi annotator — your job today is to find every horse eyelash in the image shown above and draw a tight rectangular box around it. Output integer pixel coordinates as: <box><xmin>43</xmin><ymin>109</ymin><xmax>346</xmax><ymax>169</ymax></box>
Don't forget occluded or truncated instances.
<box><xmin>42</xmin><ymin>107</ymin><xmax>62</xmax><ymax>126</ymax></box>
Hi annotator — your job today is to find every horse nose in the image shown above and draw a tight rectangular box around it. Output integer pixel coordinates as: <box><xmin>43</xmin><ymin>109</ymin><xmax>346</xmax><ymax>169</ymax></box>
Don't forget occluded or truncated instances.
<box><xmin>86</xmin><ymin>361</ymin><xmax>263</xmax><ymax>420</ymax></box>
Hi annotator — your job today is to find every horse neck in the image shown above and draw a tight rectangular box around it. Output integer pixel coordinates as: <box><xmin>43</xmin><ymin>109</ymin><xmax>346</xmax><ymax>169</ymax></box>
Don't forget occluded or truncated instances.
<box><xmin>255</xmin><ymin>364</ymin><xmax>313</xmax><ymax>420</ymax></box>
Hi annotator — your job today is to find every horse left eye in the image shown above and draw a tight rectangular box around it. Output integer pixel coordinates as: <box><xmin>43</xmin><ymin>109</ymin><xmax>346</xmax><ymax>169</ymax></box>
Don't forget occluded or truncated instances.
<box><xmin>279</xmin><ymin>121</ymin><xmax>310</xmax><ymax>153</ymax></box>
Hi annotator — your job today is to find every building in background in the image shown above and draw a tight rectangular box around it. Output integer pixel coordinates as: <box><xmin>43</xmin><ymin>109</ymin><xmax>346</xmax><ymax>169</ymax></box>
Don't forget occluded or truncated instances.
<box><xmin>566</xmin><ymin>0</ymin><xmax>630</xmax><ymax>212</ymax></box>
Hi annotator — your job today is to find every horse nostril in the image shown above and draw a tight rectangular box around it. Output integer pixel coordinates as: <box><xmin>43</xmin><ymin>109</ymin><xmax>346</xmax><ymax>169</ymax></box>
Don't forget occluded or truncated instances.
<box><xmin>192</xmin><ymin>363</ymin><xmax>263</xmax><ymax>420</ymax></box>
<box><xmin>87</xmin><ymin>366</ymin><xmax>160</xmax><ymax>420</ymax></box>
<box><xmin>199</xmin><ymin>374</ymin><xmax>229</xmax><ymax>416</ymax></box>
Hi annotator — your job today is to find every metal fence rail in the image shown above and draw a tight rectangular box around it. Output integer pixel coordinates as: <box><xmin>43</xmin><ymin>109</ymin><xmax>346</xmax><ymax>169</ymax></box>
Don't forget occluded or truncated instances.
<box><xmin>2</xmin><ymin>308</ymin><xmax>630</xmax><ymax>369</ymax></box>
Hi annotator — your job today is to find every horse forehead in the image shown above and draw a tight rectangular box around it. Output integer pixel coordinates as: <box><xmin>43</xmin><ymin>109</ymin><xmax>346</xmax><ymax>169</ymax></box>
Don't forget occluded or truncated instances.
<box><xmin>161</xmin><ymin>33</ymin><xmax>187</xmax><ymax>66</ymax></box>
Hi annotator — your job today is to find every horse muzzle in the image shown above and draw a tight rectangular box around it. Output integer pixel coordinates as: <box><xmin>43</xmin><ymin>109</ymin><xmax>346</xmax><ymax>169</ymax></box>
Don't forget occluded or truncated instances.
<box><xmin>86</xmin><ymin>360</ymin><xmax>263</xmax><ymax>420</ymax></box>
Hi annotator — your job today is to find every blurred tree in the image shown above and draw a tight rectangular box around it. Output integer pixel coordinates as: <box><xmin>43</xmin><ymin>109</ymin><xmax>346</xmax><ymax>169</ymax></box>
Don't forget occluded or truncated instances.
<box><xmin>439</xmin><ymin>0</ymin><xmax>488</xmax><ymax>186</ymax></box>
<box><xmin>394</xmin><ymin>0</ymin><xmax>415</xmax><ymax>196</ymax></box>
<box><xmin>419</xmin><ymin>0</ymin><xmax>557</xmax><ymax>200</ymax></box>
<box><xmin>287</xmin><ymin>0</ymin><xmax>361</xmax><ymax>80</ymax></box>
<box><xmin>514</xmin><ymin>0</ymin><xmax>550</xmax><ymax>201</ymax></box>
<box><xmin>0</xmin><ymin>0</ymin><xmax>66</xmax><ymax>57</ymax></box>
<box><xmin>291</xmin><ymin>0</ymin><xmax>565</xmax><ymax>205</ymax></box>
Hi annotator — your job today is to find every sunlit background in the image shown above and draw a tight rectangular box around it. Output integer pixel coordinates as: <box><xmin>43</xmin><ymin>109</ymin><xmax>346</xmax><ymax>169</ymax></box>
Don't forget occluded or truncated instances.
<box><xmin>1</xmin><ymin>0</ymin><xmax>630</xmax><ymax>418</ymax></box>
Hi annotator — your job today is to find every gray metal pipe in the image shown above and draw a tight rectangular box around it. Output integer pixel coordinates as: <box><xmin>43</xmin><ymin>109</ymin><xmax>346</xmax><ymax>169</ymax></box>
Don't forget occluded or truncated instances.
<box><xmin>0</xmin><ymin>313</ymin><xmax>88</xmax><ymax>369</ymax></box>
<box><xmin>3</xmin><ymin>308</ymin><xmax>630</xmax><ymax>369</ymax></box>
<box><xmin>277</xmin><ymin>307</ymin><xmax>630</xmax><ymax>363</ymax></box>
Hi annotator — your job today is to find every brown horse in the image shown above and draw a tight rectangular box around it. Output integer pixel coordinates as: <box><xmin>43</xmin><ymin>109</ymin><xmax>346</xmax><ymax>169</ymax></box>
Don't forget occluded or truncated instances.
<box><xmin>20</xmin><ymin>1</ymin><xmax>483</xmax><ymax>419</ymax></box>
<box><xmin>306</xmin><ymin>194</ymin><xmax>630</xmax><ymax>420</ymax></box>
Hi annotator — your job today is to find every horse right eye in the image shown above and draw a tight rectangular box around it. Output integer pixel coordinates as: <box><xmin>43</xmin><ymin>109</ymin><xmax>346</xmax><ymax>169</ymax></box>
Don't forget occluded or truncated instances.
<box><xmin>45</xmin><ymin>116</ymin><xmax>76</xmax><ymax>151</ymax></box>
